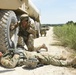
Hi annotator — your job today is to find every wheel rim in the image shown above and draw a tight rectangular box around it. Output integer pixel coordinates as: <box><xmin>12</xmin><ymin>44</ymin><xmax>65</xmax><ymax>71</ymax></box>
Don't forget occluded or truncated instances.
<box><xmin>9</xmin><ymin>19</ymin><xmax>18</xmax><ymax>48</ymax></box>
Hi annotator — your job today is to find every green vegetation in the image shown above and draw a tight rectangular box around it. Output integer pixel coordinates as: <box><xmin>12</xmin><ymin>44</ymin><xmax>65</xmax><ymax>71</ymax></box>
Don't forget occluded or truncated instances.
<box><xmin>41</xmin><ymin>24</ymin><xmax>64</xmax><ymax>26</ymax></box>
<box><xmin>53</xmin><ymin>21</ymin><xmax>76</xmax><ymax>50</ymax></box>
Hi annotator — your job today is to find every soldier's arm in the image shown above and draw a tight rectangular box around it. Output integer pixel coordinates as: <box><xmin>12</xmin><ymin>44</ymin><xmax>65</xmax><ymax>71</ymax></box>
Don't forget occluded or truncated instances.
<box><xmin>26</xmin><ymin>27</ymin><xmax>36</xmax><ymax>38</ymax></box>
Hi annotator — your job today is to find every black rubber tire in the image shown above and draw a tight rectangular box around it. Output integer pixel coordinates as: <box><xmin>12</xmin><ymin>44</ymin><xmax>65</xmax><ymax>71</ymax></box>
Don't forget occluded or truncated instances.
<box><xmin>0</xmin><ymin>10</ymin><xmax>18</xmax><ymax>53</ymax></box>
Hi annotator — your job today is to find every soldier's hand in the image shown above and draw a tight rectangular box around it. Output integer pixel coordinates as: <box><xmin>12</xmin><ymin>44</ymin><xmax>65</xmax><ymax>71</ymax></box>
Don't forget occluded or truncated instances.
<box><xmin>10</xmin><ymin>25</ymin><xmax>15</xmax><ymax>30</ymax></box>
<box><xmin>10</xmin><ymin>22</ymin><xmax>19</xmax><ymax>30</ymax></box>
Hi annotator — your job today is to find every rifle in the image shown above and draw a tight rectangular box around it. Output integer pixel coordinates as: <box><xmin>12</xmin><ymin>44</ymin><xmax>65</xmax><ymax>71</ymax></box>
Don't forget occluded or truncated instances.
<box><xmin>3</xmin><ymin>48</ymin><xmax>14</xmax><ymax>57</ymax></box>
<box><xmin>3</xmin><ymin>48</ymin><xmax>27</xmax><ymax>59</ymax></box>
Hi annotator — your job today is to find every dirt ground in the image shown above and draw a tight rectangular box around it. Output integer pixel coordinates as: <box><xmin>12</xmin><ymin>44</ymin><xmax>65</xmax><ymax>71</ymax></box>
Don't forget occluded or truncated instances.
<box><xmin>0</xmin><ymin>27</ymin><xmax>76</xmax><ymax>75</ymax></box>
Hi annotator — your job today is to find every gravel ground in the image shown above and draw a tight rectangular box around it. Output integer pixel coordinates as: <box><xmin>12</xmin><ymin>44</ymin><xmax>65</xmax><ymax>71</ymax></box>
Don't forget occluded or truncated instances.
<box><xmin>0</xmin><ymin>27</ymin><xmax>76</xmax><ymax>75</ymax></box>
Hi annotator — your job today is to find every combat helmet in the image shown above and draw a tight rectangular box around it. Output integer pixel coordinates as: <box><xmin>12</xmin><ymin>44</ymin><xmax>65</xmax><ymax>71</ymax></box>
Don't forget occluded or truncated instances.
<box><xmin>20</xmin><ymin>14</ymin><xmax>29</xmax><ymax>21</ymax></box>
<box><xmin>24</xmin><ymin>57</ymin><xmax>39</xmax><ymax>68</ymax></box>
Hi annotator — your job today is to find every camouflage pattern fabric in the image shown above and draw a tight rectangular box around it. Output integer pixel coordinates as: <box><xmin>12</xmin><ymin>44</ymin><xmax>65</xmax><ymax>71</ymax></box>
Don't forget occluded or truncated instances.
<box><xmin>17</xmin><ymin>26</ymin><xmax>34</xmax><ymax>51</ymax></box>
<box><xmin>17</xmin><ymin>21</ymin><xmax>35</xmax><ymax>51</ymax></box>
<box><xmin>34</xmin><ymin>52</ymin><xmax>71</xmax><ymax>66</ymax></box>
<box><xmin>18</xmin><ymin>23</ymin><xmax>30</xmax><ymax>37</ymax></box>
<box><xmin>0</xmin><ymin>49</ymin><xmax>73</xmax><ymax>68</ymax></box>
<box><xmin>26</xmin><ymin>34</ymin><xmax>34</xmax><ymax>51</ymax></box>
<box><xmin>18</xmin><ymin>36</ymin><xmax>24</xmax><ymax>46</ymax></box>
<box><xmin>23</xmin><ymin>51</ymin><xmax>72</xmax><ymax>67</ymax></box>
<box><xmin>1</xmin><ymin>54</ymin><xmax>19</xmax><ymax>68</ymax></box>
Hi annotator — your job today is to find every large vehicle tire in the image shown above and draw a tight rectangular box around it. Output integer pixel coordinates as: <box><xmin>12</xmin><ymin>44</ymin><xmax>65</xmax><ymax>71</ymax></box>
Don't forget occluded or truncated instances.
<box><xmin>0</xmin><ymin>10</ymin><xmax>18</xmax><ymax>53</ymax></box>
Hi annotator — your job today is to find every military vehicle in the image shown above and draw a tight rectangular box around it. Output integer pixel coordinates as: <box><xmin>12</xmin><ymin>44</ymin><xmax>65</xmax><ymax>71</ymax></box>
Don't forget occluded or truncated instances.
<box><xmin>40</xmin><ymin>25</ymin><xmax>50</xmax><ymax>36</ymax></box>
<box><xmin>0</xmin><ymin>0</ymin><xmax>40</xmax><ymax>53</ymax></box>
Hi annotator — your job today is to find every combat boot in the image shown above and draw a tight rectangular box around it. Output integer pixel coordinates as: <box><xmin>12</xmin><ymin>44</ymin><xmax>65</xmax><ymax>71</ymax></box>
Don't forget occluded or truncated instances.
<box><xmin>41</xmin><ymin>44</ymin><xmax>48</xmax><ymax>51</ymax></box>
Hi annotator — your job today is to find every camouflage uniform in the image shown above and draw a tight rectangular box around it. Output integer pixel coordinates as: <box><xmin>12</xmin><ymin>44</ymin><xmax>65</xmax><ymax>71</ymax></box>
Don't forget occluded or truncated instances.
<box><xmin>1</xmin><ymin>48</ymin><xmax>75</xmax><ymax>68</ymax></box>
<box><xmin>17</xmin><ymin>22</ymin><xmax>35</xmax><ymax>51</ymax></box>
<box><xmin>10</xmin><ymin>14</ymin><xmax>36</xmax><ymax>51</ymax></box>
<box><xmin>1</xmin><ymin>54</ymin><xmax>19</xmax><ymax>68</ymax></box>
<box><xmin>13</xmin><ymin>14</ymin><xmax>36</xmax><ymax>51</ymax></box>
